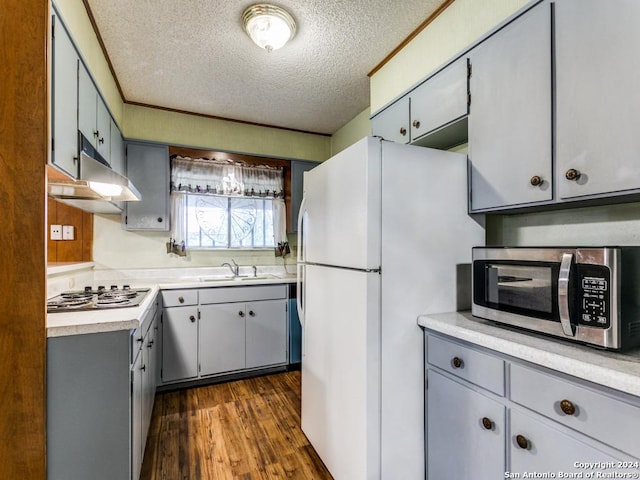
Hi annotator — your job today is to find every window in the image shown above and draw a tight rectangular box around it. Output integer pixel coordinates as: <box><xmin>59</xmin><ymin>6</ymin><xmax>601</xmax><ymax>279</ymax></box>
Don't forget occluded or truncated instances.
<box><xmin>183</xmin><ymin>194</ymin><xmax>275</xmax><ymax>249</ymax></box>
<box><xmin>169</xmin><ymin>155</ymin><xmax>287</xmax><ymax>252</ymax></box>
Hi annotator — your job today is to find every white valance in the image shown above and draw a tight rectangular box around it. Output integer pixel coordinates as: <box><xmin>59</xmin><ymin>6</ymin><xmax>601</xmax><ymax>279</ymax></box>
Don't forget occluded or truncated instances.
<box><xmin>170</xmin><ymin>156</ymin><xmax>284</xmax><ymax>198</ymax></box>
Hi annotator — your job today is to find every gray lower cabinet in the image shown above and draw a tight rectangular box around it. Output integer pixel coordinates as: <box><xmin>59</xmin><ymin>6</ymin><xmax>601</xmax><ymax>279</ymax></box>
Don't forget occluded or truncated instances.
<box><xmin>161</xmin><ymin>304</ymin><xmax>199</xmax><ymax>382</ymax></box>
<box><xmin>48</xmin><ymin>295</ymin><xmax>159</xmax><ymax>480</ymax></box>
<box><xmin>425</xmin><ymin>332</ymin><xmax>640</xmax><ymax>478</ymax></box>
<box><xmin>124</xmin><ymin>141</ymin><xmax>170</xmax><ymax>231</ymax></box>
<box><xmin>427</xmin><ymin>370</ymin><xmax>505</xmax><ymax>479</ymax></box>
<box><xmin>555</xmin><ymin>0</ymin><xmax>640</xmax><ymax>201</ymax></box>
<box><xmin>468</xmin><ymin>1</ymin><xmax>552</xmax><ymax>211</ymax></box>
<box><xmin>51</xmin><ymin>10</ymin><xmax>79</xmax><ymax>178</ymax></box>
<box><xmin>200</xmin><ymin>302</ymin><xmax>247</xmax><ymax>375</ymax></box>
<box><xmin>162</xmin><ymin>285</ymin><xmax>288</xmax><ymax>385</ymax></box>
<box><xmin>245</xmin><ymin>299</ymin><xmax>288</xmax><ymax>368</ymax></box>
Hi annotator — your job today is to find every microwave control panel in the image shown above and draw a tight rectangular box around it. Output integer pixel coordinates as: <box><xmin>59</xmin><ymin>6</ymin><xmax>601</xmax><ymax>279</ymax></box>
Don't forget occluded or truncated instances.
<box><xmin>577</xmin><ymin>264</ymin><xmax>611</xmax><ymax>328</ymax></box>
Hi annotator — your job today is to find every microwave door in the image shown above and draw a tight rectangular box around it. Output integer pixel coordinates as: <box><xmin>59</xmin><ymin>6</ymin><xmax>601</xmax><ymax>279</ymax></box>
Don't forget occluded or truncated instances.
<box><xmin>485</xmin><ymin>264</ymin><xmax>555</xmax><ymax>317</ymax></box>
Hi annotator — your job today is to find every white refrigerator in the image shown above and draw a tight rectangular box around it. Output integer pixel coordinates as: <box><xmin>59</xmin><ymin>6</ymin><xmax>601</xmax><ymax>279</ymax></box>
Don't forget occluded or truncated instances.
<box><xmin>296</xmin><ymin>136</ymin><xmax>485</xmax><ymax>480</ymax></box>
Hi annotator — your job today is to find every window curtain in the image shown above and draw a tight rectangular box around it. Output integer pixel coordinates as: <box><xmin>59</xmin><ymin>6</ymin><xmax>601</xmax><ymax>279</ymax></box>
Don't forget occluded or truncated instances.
<box><xmin>169</xmin><ymin>155</ymin><xmax>287</xmax><ymax>253</ymax></box>
<box><xmin>170</xmin><ymin>156</ymin><xmax>284</xmax><ymax>197</ymax></box>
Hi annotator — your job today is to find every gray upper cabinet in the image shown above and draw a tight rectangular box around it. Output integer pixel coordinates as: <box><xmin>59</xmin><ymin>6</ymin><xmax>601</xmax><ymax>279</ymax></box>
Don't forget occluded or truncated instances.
<box><xmin>289</xmin><ymin>160</ymin><xmax>317</xmax><ymax>233</ymax></box>
<box><xmin>409</xmin><ymin>57</ymin><xmax>469</xmax><ymax>143</ymax></box>
<box><xmin>124</xmin><ymin>141</ymin><xmax>170</xmax><ymax>231</ymax></box>
<box><xmin>556</xmin><ymin>0</ymin><xmax>640</xmax><ymax>201</ymax></box>
<box><xmin>371</xmin><ymin>96</ymin><xmax>410</xmax><ymax>144</ymax></box>
<box><xmin>78</xmin><ymin>62</ymin><xmax>110</xmax><ymax>158</ymax></box>
<box><xmin>78</xmin><ymin>63</ymin><xmax>97</xmax><ymax>147</ymax></box>
<box><xmin>371</xmin><ymin>58</ymin><xmax>469</xmax><ymax>148</ymax></box>
<box><xmin>468</xmin><ymin>2</ymin><xmax>552</xmax><ymax>212</ymax></box>
<box><xmin>51</xmin><ymin>12</ymin><xmax>79</xmax><ymax>178</ymax></box>
<box><xmin>109</xmin><ymin>117</ymin><xmax>124</xmax><ymax>175</ymax></box>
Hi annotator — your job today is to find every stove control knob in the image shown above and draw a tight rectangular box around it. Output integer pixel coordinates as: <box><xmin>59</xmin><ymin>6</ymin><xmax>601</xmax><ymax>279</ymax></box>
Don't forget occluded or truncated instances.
<box><xmin>111</xmin><ymin>285</ymin><xmax>118</xmax><ymax>290</ymax></box>
<box><xmin>97</xmin><ymin>286</ymin><xmax>105</xmax><ymax>291</ymax></box>
<box><xmin>84</xmin><ymin>286</ymin><xmax>93</xmax><ymax>292</ymax></box>
<box><xmin>123</xmin><ymin>285</ymin><xmax>130</xmax><ymax>290</ymax></box>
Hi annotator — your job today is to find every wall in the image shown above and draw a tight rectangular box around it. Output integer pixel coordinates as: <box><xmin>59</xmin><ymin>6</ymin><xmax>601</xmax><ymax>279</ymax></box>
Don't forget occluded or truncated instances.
<box><xmin>330</xmin><ymin>107</ymin><xmax>372</xmax><ymax>156</ymax></box>
<box><xmin>487</xmin><ymin>203</ymin><xmax>640</xmax><ymax>246</ymax></box>
<box><xmin>370</xmin><ymin>0</ymin><xmax>529</xmax><ymax>113</ymax></box>
<box><xmin>92</xmin><ymin>214</ymin><xmax>296</xmax><ymax>270</ymax></box>
<box><xmin>124</xmin><ymin>104</ymin><xmax>330</xmax><ymax>162</ymax></box>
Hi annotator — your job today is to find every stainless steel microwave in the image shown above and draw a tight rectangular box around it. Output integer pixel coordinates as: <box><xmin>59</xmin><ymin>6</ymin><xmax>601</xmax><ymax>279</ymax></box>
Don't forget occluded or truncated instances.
<box><xmin>472</xmin><ymin>247</ymin><xmax>640</xmax><ymax>350</ymax></box>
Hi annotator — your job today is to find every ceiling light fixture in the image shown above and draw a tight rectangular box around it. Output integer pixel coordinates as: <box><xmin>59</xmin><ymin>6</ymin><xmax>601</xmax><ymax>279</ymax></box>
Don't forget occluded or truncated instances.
<box><xmin>242</xmin><ymin>4</ymin><xmax>296</xmax><ymax>52</ymax></box>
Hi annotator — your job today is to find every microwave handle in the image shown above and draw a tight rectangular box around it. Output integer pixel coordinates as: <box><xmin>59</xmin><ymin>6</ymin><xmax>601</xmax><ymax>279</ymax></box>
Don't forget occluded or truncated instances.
<box><xmin>558</xmin><ymin>253</ymin><xmax>576</xmax><ymax>337</ymax></box>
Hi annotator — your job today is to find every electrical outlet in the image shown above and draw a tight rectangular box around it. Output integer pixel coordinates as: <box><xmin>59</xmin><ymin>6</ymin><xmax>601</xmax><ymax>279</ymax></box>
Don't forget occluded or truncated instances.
<box><xmin>50</xmin><ymin>224</ymin><xmax>62</xmax><ymax>241</ymax></box>
<box><xmin>62</xmin><ymin>225</ymin><xmax>75</xmax><ymax>240</ymax></box>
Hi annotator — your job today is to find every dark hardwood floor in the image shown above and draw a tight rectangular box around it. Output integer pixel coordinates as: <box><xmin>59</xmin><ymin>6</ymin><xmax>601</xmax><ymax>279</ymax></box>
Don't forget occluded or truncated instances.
<box><xmin>141</xmin><ymin>371</ymin><xmax>333</xmax><ymax>479</ymax></box>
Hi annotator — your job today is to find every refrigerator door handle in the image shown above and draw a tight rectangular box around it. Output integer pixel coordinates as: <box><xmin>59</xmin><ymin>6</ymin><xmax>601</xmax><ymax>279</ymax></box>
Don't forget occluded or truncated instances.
<box><xmin>296</xmin><ymin>263</ymin><xmax>305</xmax><ymax>328</ymax></box>
<box><xmin>297</xmin><ymin>196</ymin><xmax>307</xmax><ymax>263</ymax></box>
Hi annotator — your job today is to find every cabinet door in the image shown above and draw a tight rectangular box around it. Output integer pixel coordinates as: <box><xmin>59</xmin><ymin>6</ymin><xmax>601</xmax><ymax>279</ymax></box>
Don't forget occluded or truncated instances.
<box><xmin>161</xmin><ymin>306</ymin><xmax>198</xmax><ymax>382</ymax></box>
<box><xmin>51</xmin><ymin>13</ymin><xmax>79</xmax><ymax>178</ymax></box>
<box><xmin>556</xmin><ymin>0</ymin><xmax>640</xmax><ymax>200</ymax></box>
<box><xmin>78</xmin><ymin>62</ymin><xmax>97</xmax><ymax>146</ymax></box>
<box><xmin>510</xmin><ymin>409</ymin><xmax>629</xmax><ymax>476</ymax></box>
<box><xmin>371</xmin><ymin>96</ymin><xmax>410</xmax><ymax>144</ymax></box>
<box><xmin>131</xmin><ymin>350</ymin><xmax>144</xmax><ymax>480</ymax></box>
<box><xmin>96</xmin><ymin>97</ymin><xmax>111</xmax><ymax>161</ymax></box>
<box><xmin>199</xmin><ymin>303</ymin><xmax>246</xmax><ymax>375</ymax></box>
<box><xmin>246</xmin><ymin>299</ymin><xmax>287</xmax><ymax>369</ymax></box>
<box><xmin>468</xmin><ymin>3</ymin><xmax>552</xmax><ymax>211</ymax></box>
<box><xmin>410</xmin><ymin>57</ymin><xmax>469</xmax><ymax>142</ymax></box>
<box><xmin>289</xmin><ymin>160</ymin><xmax>316</xmax><ymax>233</ymax></box>
<box><xmin>427</xmin><ymin>370</ymin><xmax>505</xmax><ymax>479</ymax></box>
<box><xmin>109</xmin><ymin>118</ymin><xmax>124</xmax><ymax>175</ymax></box>
<box><xmin>124</xmin><ymin>142</ymin><xmax>170</xmax><ymax>231</ymax></box>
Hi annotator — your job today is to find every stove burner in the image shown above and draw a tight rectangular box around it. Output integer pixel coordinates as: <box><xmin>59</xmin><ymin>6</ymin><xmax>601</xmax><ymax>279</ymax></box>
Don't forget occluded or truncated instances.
<box><xmin>100</xmin><ymin>289</ymin><xmax>138</xmax><ymax>300</ymax></box>
<box><xmin>96</xmin><ymin>296</ymin><xmax>132</xmax><ymax>307</ymax></box>
<box><xmin>60</xmin><ymin>291</ymin><xmax>94</xmax><ymax>300</ymax></box>
<box><xmin>47</xmin><ymin>297</ymin><xmax>93</xmax><ymax>310</ymax></box>
<box><xmin>47</xmin><ymin>286</ymin><xmax>150</xmax><ymax>313</ymax></box>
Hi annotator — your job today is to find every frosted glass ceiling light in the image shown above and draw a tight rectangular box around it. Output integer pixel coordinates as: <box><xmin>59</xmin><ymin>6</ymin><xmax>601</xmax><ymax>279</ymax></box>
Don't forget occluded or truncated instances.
<box><xmin>242</xmin><ymin>4</ymin><xmax>296</xmax><ymax>52</ymax></box>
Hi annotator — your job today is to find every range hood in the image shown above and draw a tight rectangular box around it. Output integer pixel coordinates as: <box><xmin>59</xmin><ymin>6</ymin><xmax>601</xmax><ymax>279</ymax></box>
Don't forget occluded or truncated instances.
<box><xmin>48</xmin><ymin>134</ymin><xmax>141</xmax><ymax>214</ymax></box>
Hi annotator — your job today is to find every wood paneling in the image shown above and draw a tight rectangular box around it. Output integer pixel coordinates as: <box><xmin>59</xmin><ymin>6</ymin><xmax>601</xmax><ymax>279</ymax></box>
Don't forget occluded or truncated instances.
<box><xmin>0</xmin><ymin>0</ymin><xmax>48</xmax><ymax>478</ymax></box>
<box><xmin>47</xmin><ymin>198</ymin><xmax>94</xmax><ymax>263</ymax></box>
<box><xmin>141</xmin><ymin>372</ymin><xmax>333</xmax><ymax>480</ymax></box>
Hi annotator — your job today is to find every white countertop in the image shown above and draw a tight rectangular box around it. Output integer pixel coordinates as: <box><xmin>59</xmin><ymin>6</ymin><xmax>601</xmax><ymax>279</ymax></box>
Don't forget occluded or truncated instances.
<box><xmin>418</xmin><ymin>311</ymin><xmax>640</xmax><ymax>397</ymax></box>
<box><xmin>46</xmin><ymin>274</ymin><xmax>296</xmax><ymax>338</ymax></box>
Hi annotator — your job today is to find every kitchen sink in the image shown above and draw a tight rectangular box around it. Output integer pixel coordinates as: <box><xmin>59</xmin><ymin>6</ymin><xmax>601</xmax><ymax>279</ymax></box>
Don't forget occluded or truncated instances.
<box><xmin>198</xmin><ymin>274</ymin><xmax>278</xmax><ymax>282</ymax></box>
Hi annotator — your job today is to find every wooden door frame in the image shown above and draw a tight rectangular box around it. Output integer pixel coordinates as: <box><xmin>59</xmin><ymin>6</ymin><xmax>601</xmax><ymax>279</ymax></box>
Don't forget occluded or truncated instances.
<box><xmin>0</xmin><ymin>0</ymin><xmax>48</xmax><ymax>478</ymax></box>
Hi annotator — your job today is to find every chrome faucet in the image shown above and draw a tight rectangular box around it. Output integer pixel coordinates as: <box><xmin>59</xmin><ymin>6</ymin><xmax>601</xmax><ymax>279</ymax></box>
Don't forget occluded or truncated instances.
<box><xmin>252</xmin><ymin>265</ymin><xmax>257</xmax><ymax>277</ymax></box>
<box><xmin>221</xmin><ymin>259</ymin><xmax>239</xmax><ymax>277</ymax></box>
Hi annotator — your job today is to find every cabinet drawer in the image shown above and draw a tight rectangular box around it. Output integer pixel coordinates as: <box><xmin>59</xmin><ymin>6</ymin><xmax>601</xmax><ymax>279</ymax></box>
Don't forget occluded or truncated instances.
<box><xmin>161</xmin><ymin>289</ymin><xmax>198</xmax><ymax>307</ymax></box>
<box><xmin>199</xmin><ymin>285</ymin><xmax>287</xmax><ymax>305</ymax></box>
<box><xmin>510</xmin><ymin>363</ymin><xmax>640</xmax><ymax>459</ymax></box>
<box><xmin>427</xmin><ymin>335</ymin><xmax>505</xmax><ymax>396</ymax></box>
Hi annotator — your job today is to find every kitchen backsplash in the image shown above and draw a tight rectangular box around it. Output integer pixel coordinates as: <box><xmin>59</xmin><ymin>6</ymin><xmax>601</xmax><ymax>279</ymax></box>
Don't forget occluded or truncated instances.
<box><xmin>92</xmin><ymin>213</ymin><xmax>297</xmax><ymax>270</ymax></box>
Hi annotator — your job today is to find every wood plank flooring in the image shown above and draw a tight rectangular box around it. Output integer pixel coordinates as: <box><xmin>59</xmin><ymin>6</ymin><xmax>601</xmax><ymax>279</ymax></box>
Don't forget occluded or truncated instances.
<box><xmin>141</xmin><ymin>371</ymin><xmax>333</xmax><ymax>479</ymax></box>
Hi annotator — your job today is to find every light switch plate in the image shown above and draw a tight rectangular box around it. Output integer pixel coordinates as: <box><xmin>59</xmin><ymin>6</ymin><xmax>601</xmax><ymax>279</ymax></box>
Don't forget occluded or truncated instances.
<box><xmin>50</xmin><ymin>224</ymin><xmax>62</xmax><ymax>241</ymax></box>
<box><xmin>62</xmin><ymin>225</ymin><xmax>75</xmax><ymax>240</ymax></box>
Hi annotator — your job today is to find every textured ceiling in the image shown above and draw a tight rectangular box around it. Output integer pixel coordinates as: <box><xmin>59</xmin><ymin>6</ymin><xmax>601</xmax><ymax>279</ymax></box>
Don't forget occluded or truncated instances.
<box><xmin>86</xmin><ymin>0</ymin><xmax>446</xmax><ymax>135</ymax></box>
